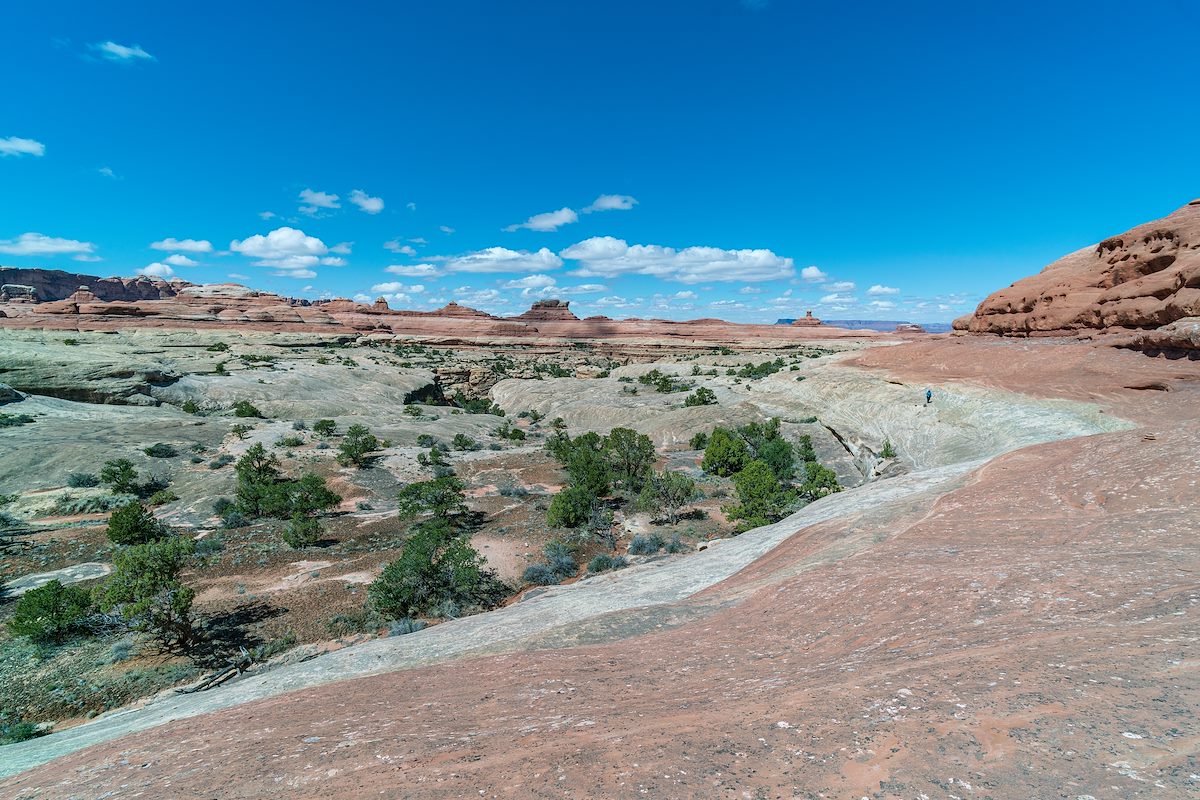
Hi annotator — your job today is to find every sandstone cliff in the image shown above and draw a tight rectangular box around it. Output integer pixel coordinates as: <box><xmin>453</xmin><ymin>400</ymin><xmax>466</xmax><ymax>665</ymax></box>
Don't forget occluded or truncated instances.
<box><xmin>955</xmin><ymin>199</ymin><xmax>1200</xmax><ymax>335</ymax></box>
<box><xmin>0</xmin><ymin>267</ymin><xmax>186</xmax><ymax>302</ymax></box>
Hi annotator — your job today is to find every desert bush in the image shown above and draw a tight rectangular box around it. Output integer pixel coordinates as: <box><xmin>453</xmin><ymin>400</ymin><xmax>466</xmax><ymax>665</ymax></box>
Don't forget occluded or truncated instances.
<box><xmin>275</xmin><ymin>435</ymin><xmax>304</xmax><ymax>448</ymax></box>
<box><xmin>546</xmin><ymin>485</ymin><xmax>595</xmax><ymax>528</ymax></box>
<box><xmin>66</xmin><ymin>472</ymin><xmax>99</xmax><ymax>488</ymax></box>
<box><xmin>208</xmin><ymin>453</ymin><xmax>235</xmax><ymax>470</ymax></box>
<box><xmin>292</xmin><ymin>420</ymin><xmax>307</xmax><ymax>431</ymax></box>
<box><xmin>689</xmin><ymin>431</ymin><xmax>709</xmax><ymax>450</ymax></box>
<box><xmin>100</xmin><ymin>459</ymin><xmax>140</xmax><ymax>495</ymax></box>
<box><xmin>7</xmin><ymin>580</ymin><xmax>93</xmax><ymax>644</ymax></box>
<box><xmin>369</xmin><ymin>521</ymin><xmax>507</xmax><ymax>618</ymax></box>
<box><xmin>98</xmin><ymin>536</ymin><xmax>197</xmax><ymax>652</ymax></box>
<box><xmin>143</xmin><ymin>443</ymin><xmax>177</xmax><ymax>458</ymax></box>
<box><xmin>313</xmin><ymin>419</ymin><xmax>337</xmax><ymax>436</ymax></box>
<box><xmin>451</xmin><ymin>433</ymin><xmax>479</xmax><ymax>451</ymax></box>
<box><xmin>206</xmin><ymin>342</ymin><xmax>230</xmax><ymax>352</ymax></box>
<box><xmin>726</xmin><ymin>460</ymin><xmax>795</xmax><ymax>531</ymax></box>
<box><xmin>880</xmin><ymin>439</ymin><xmax>897</xmax><ymax>459</ymax></box>
<box><xmin>193</xmin><ymin>533</ymin><xmax>225</xmax><ymax>557</ymax></box>
<box><xmin>701</xmin><ymin>428</ymin><xmax>750</xmax><ymax>476</ymax></box>
<box><xmin>106</xmin><ymin>502</ymin><xmax>169</xmax><ymax>545</ymax></box>
<box><xmin>336</xmin><ymin>424</ymin><xmax>379</xmax><ymax>467</ymax></box>
<box><xmin>416</xmin><ymin>433</ymin><xmax>438</xmax><ymax>448</ymax></box>
<box><xmin>637</xmin><ymin>471</ymin><xmax>700</xmax><ymax>524</ymax></box>
<box><xmin>281</xmin><ymin>514</ymin><xmax>321</xmax><ymax>548</ymax></box>
<box><xmin>603</xmin><ymin>427</ymin><xmax>655</xmax><ymax>494</ymax></box>
<box><xmin>628</xmin><ymin>533</ymin><xmax>665</xmax><ymax>555</ymax></box>
<box><xmin>0</xmin><ymin>718</ymin><xmax>46</xmax><ymax>745</ymax></box>
<box><xmin>396</xmin><ymin>476</ymin><xmax>468</xmax><ymax>520</ymax></box>
<box><xmin>683</xmin><ymin>386</ymin><xmax>717</xmax><ymax>407</ymax></box>
<box><xmin>232</xmin><ymin>400</ymin><xmax>263</xmax><ymax>418</ymax></box>
<box><xmin>387</xmin><ymin>618</ymin><xmax>427</xmax><ymax>636</ymax></box>
<box><xmin>664</xmin><ymin>534</ymin><xmax>688</xmax><ymax>553</ymax></box>
<box><xmin>587</xmin><ymin>553</ymin><xmax>628</xmax><ymax>573</ymax></box>
<box><xmin>52</xmin><ymin>493</ymin><xmax>128</xmax><ymax>516</ymax></box>
<box><xmin>521</xmin><ymin>564</ymin><xmax>561</xmax><ymax>585</ymax></box>
<box><xmin>0</xmin><ymin>413</ymin><xmax>35</xmax><ymax>428</ymax></box>
<box><xmin>146</xmin><ymin>489</ymin><xmax>178</xmax><ymax>507</ymax></box>
<box><xmin>220</xmin><ymin>510</ymin><xmax>249</xmax><ymax>529</ymax></box>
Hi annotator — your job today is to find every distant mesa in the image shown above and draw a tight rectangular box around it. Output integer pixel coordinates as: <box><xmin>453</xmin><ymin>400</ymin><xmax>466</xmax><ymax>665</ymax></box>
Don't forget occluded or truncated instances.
<box><xmin>513</xmin><ymin>298</ymin><xmax>579</xmax><ymax>322</ymax></box>
<box><xmin>955</xmin><ymin>198</ymin><xmax>1200</xmax><ymax>337</ymax></box>
<box><xmin>790</xmin><ymin>310</ymin><xmax>822</xmax><ymax>327</ymax></box>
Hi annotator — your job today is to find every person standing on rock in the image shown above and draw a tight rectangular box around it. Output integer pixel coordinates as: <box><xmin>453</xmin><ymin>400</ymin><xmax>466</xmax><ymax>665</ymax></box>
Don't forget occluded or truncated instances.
<box><xmin>925</xmin><ymin>388</ymin><xmax>933</xmax><ymax>405</ymax></box>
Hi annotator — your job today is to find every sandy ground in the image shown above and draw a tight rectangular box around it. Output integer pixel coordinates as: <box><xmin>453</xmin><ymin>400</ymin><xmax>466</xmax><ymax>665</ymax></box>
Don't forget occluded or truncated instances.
<box><xmin>2</xmin><ymin>337</ymin><xmax>1198</xmax><ymax>799</ymax></box>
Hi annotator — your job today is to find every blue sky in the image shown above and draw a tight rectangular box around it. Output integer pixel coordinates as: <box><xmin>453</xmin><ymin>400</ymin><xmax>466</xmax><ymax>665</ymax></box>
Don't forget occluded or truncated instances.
<box><xmin>3</xmin><ymin>1</ymin><xmax>1199</xmax><ymax>323</ymax></box>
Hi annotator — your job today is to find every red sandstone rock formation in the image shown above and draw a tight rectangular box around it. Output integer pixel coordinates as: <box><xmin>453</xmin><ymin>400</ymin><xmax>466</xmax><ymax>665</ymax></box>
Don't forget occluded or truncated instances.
<box><xmin>0</xmin><ymin>267</ymin><xmax>187</xmax><ymax>302</ymax></box>
<box><xmin>791</xmin><ymin>310</ymin><xmax>822</xmax><ymax>327</ymax></box>
<box><xmin>955</xmin><ymin>199</ymin><xmax>1200</xmax><ymax>336</ymax></box>
<box><xmin>512</xmin><ymin>299</ymin><xmax>579</xmax><ymax>322</ymax></box>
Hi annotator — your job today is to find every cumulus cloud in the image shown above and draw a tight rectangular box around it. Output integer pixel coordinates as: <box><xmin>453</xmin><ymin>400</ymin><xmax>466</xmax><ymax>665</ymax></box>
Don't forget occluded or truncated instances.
<box><xmin>867</xmin><ymin>284</ymin><xmax>900</xmax><ymax>295</ymax></box>
<box><xmin>320</xmin><ymin>256</ymin><xmax>347</xmax><ymax>266</ymax></box>
<box><xmin>151</xmin><ymin>237</ymin><xmax>213</xmax><ymax>253</ymax></box>
<box><xmin>800</xmin><ymin>265</ymin><xmax>827</xmax><ymax>282</ymax></box>
<box><xmin>163</xmin><ymin>254</ymin><xmax>197</xmax><ymax>267</ymax></box>
<box><xmin>819</xmin><ymin>292</ymin><xmax>856</xmax><ymax>305</ymax></box>
<box><xmin>452</xmin><ymin>286</ymin><xmax>504</xmax><ymax>307</ymax></box>
<box><xmin>502</xmin><ymin>274</ymin><xmax>557</xmax><ymax>290</ymax></box>
<box><xmin>408</xmin><ymin>237</ymin><xmax>427</xmax><ymax>245</ymax></box>
<box><xmin>137</xmin><ymin>262</ymin><xmax>173</xmax><ymax>277</ymax></box>
<box><xmin>560</xmin><ymin>237</ymin><xmax>793</xmax><ymax>284</ymax></box>
<box><xmin>582</xmin><ymin>194</ymin><xmax>637</xmax><ymax>213</ymax></box>
<box><xmin>824</xmin><ymin>280</ymin><xmax>856</xmax><ymax>292</ymax></box>
<box><xmin>384</xmin><ymin>240</ymin><xmax>417</xmax><ymax>255</ymax></box>
<box><xmin>672</xmin><ymin>290</ymin><xmax>697</xmax><ymax>300</ymax></box>
<box><xmin>298</xmin><ymin>188</ymin><xmax>340</xmax><ymax>216</ymax></box>
<box><xmin>868</xmin><ymin>300</ymin><xmax>897</xmax><ymax>310</ymax></box>
<box><xmin>385</xmin><ymin>263</ymin><xmax>442</xmax><ymax>278</ymax></box>
<box><xmin>92</xmin><ymin>41</ymin><xmax>155</xmax><ymax>62</ymax></box>
<box><xmin>437</xmin><ymin>246</ymin><xmax>563</xmax><ymax>274</ymax></box>
<box><xmin>329</xmin><ymin>242</ymin><xmax>353</xmax><ymax>255</ymax></box>
<box><xmin>349</xmin><ymin>189</ymin><xmax>384</xmax><ymax>214</ymax></box>
<box><xmin>0</xmin><ymin>232</ymin><xmax>96</xmax><ymax>257</ymax></box>
<box><xmin>370</xmin><ymin>281</ymin><xmax>425</xmax><ymax>294</ymax></box>
<box><xmin>504</xmin><ymin>207</ymin><xmax>579</xmax><ymax>233</ymax></box>
<box><xmin>439</xmin><ymin>225</ymin><xmax>455</xmax><ymax>234</ymax></box>
<box><xmin>97</xmin><ymin>166</ymin><xmax>117</xmax><ymax>178</ymax></box>
<box><xmin>259</xmin><ymin>211</ymin><xmax>276</xmax><ymax>220</ymax></box>
<box><xmin>231</xmin><ymin>226</ymin><xmax>327</xmax><ymax>260</ymax></box>
<box><xmin>500</xmin><ymin>273</ymin><xmax>604</xmax><ymax>298</ymax></box>
<box><xmin>0</xmin><ymin>137</ymin><xmax>45</xmax><ymax>157</ymax></box>
<box><xmin>273</xmin><ymin>268</ymin><xmax>316</xmax><ymax>279</ymax></box>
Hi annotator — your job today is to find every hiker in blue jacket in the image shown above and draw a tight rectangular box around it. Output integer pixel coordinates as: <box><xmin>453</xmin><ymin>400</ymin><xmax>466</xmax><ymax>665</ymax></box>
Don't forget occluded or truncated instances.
<box><xmin>925</xmin><ymin>388</ymin><xmax>933</xmax><ymax>405</ymax></box>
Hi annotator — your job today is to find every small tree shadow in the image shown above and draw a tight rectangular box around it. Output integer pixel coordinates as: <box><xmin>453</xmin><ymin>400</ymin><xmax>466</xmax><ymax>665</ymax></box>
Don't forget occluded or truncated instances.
<box><xmin>192</xmin><ymin>600</ymin><xmax>287</xmax><ymax>668</ymax></box>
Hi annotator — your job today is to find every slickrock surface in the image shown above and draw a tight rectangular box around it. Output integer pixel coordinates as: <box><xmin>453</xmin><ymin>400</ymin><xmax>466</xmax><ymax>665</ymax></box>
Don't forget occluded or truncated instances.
<box><xmin>3</xmin><ymin>337</ymin><xmax>1197</xmax><ymax>799</ymax></box>
<box><xmin>955</xmin><ymin>199</ymin><xmax>1200</xmax><ymax>341</ymax></box>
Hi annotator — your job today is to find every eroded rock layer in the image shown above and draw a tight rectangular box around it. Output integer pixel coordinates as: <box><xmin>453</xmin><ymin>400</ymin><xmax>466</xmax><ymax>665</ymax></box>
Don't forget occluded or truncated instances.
<box><xmin>955</xmin><ymin>199</ymin><xmax>1200</xmax><ymax>337</ymax></box>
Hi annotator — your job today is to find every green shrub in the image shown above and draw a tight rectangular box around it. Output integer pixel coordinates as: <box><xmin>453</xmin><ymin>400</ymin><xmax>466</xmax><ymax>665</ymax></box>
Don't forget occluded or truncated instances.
<box><xmin>587</xmin><ymin>553</ymin><xmax>628</xmax><ymax>573</ymax></box>
<box><xmin>637</xmin><ymin>470</ymin><xmax>699</xmax><ymax>524</ymax></box>
<box><xmin>0</xmin><ymin>413</ymin><xmax>35</xmax><ymax>428</ymax></box>
<box><xmin>275</xmin><ymin>435</ymin><xmax>304</xmax><ymax>448</ymax></box>
<box><xmin>336</xmin><ymin>424</ymin><xmax>379</xmax><ymax>467</ymax></box>
<box><xmin>369</xmin><ymin>521</ymin><xmax>506</xmax><ymax>618</ymax></box>
<box><xmin>396</xmin><ymin>476</ymin><xmax>468</xmax><ymax>520</ymax></box>
<box><xmin>689</xmin><ymin>431</ymin><xmax>709</xmax><ymax>450</ymax></box>
<box><xmin>66</xmin><ymin>472</ymin><xmax>99</xmax><ymax>488</ymax></box>
<box><xmin>232</xmin><ymin>400</ymin><xmax>263</xmax><ymax>418</ymax></box>
<box><xmin>451</xmin><ymin>433</ymin><xmax>479</xmax><ymax>451</ymax></box>
<box><xmin>98</xmin><ymin>536</ymin><xmax>197</xmax><ymax>652</ymax></box>
<box><xmin>313</xmin><ymin>419</ymin><xmax>337</xmax><ymax>436</ymax></box>
<box><xmin>146</xmin><ymin>489</ymin><xmax>179</xmax><ymax>507</ymax></box>
<box><xmin>7</xmin><ymin>580</ymin><xmax>93</xmax><ymax>644</ymax></box>
<box><xmin>206</xmin><ymin>342</ymin><xmax>230</xmax><ymax>352</ymax></box>
<box><xmin>701</xmin><ymin>428</ymin><xmax>749</xmax><ymax>476</ymax></box>
<box><xmin>208</xmin><ymin>453</ymin><xmax>235</xmax><ymax>470</ymax></box>
<box><xmin>143</xmin><ymin>443</ymin><xmax>177</xmax><ymax>458</ymax></box>
<box><xmin>282</xmin><ymin>514</ymin><xmax>321</xmax><ymax>548</ymax></box>
<box><xmin>106</xmin><ymin>502</ymin><xmax>169</xmax><ymax>545</ymax></box>
<box><xmin>387</xmin><ymin>618</ymin><xmax>427</xmax><ymax>636</ymax></box>
<box><xmin>100</xmin><ymin>458</ymin><xmax>140</xmax><ymax>495</ymax></box>
<box><xmin>181</xmin><ymin>399</ymin><xmax>201</xmax><ymax>414</ymax></box>
<box><xmin>546</xmin><ymin>485</ymin><xmax>595</xmax><ymax>528</ymax></box>
<box><xmin>880</xmin><ymin>439</ymin><xmax>897</xmax><ymax>459</ymax></box>
<box><xmin>522</xmin><ymin>564</ymin><xmax>561</xmax><ymax>585</ymax></box>
<box><xmin>727</xmin><ymin>460</ymin><xmax>795</xmax><ymax>530</ymax></box>
<box><xmin>683</xmin><ymin>386</ymin><xmax>717</xmax><ymax>407</ymax></box>
<box><xmin>0</xmin><ymin>719</ymin><xmax>46</xmax><ymax>745</ymax></box>
<box><xmin>628</xmin><ymin>533</ymin><xmax>664</xmax><ymax>555</ymax></box>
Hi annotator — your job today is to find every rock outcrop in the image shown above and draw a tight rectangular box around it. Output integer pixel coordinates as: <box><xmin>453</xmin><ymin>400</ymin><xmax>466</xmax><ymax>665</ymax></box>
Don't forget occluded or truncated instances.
<box><xmin>513</xmin><ymin>299</ymin><xmax>578</xmax><ymax>322</ymax></box>
<box><xmin>0</xmin><ymin>268</ymin><xmax>187</xmax><ymax>302</ymax></box>
<box><xmin>791</xmin><ymin>310</ymin><xmax>822</xmax><ymax>327</ymax></box>
<box><xmin>955</xmin><ymin>199</ymin><xmax>1200</xmax><ymax>336</ymax></box>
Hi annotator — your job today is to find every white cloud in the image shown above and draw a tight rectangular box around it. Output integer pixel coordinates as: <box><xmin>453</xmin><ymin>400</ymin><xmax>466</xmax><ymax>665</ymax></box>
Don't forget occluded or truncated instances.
<box><xmin>561</xmin><ymin>237</ymin><xmax>793</xmax><ymax>284</ymax></box>
<box><xmin>408</xmin><ymin>237</ymin><xmax>427</xmax><ymax>245</ymax></box>
<box><xmin>259</xmin><ymin>211</ymin><xmax>276</xmax><ymax>220</ymax></box>
<box><xmin>868</xmin><ymin>300</ymin><xmax>897</xmax><ymax>310</ymax></box>
<box><xmin>137</xmin><ymin>262</ymin><xmax>173</xmax><ymax>278</ymax></box>
<box><xmin>384</xmin><ymin>240</ymin><xmax>417</xmax><ymax>255</ymax></box>
<box><xmin>228</xmin><ymin>273</ymin><xmax>250</xmax><ymax>280</ymax></box>
<box><xmin>452</xmin><ymin>286</ymin><xmax>503</xmax><ymax>307</ymax></box>
<box><xmin>738</xmin><ymin>286</ymin><xmax>764</xmax><ymax>294</ymax></box>
<box><xmin>163</xmin><ymin>254</ymin><xmax>197</xmax><ymax>267</ymax></box>
<box><xmin>151</xmin><ymin>237</ymin><xmax>212</xmax><ymax>253</ymax></box>
<box><xmin>438</xmin><ymin>246</ymin><xmax>562</xmax><ymax>274</ymax></box>
<box><xmin>73</xmin><ymin>254</ymin><xmax>103</xmax><ymax>262</ymax></box>
<box><xmin>582</xmin><ymin>194</ymin><xmax>637</xmax><ymax>213</ymax></box>
<box><xmin>349</xmin><ymin>189</ymin><xmax>384</xmax><ymax>214</ymax></box>
<box><xmin>298</xmin><ymin>188</ymin><xmax>340</xmax><ymax>216</ymax></box>
<box><xmin>825</xmin><ymin>280</ymin><xmax>856</xmax><ymax>292</ymax></box>
<box><xmin>320</xmin><ymin>256</ymin><xmax>347</xmax><ymax>266</ymax></box>
<box><xmin>502</xmin><ymin>274</ymin><xmax>557</xmax><ymax>290</ymax></box>
<box><xmin>406</xmin><ymin>202</ymin><xmax>417</xmax><ymax>211</ymax></box>
<box><xmin>504</xmin><ymin>207</ymin><xmax>578</xmax><ymax>233</ymax></box>
<box><xmin>867</xmin><ymin>284</ymin><xmax>900</xmax><ymax>295</ymax></box>
<box><xmin>593</xmin><ymin>295</ymin><xmax>638</xmax><ymax>309</ymax></box>
<box><xmin>819</xmin><ymin>292</ymin><xmax>856</xmax><ymax>305</ymax></box>
<box><xmin>273</xmin><ymin>268</ymin><xmax>316</xmax><ymax>279</ymax></box>
<box><xmin>439</xmin><ymin>225</ymin><xmax>455</xmax><ymax>234</ymax></box>
<box><xmin>329</xmin><ymin>241</ymin><xmax>353</xmax><ymax>255</ymax></box>
<box><xmin>370</xmin><ymin>281</ymin><xmax>425</xmax><ymax>294</ymax></box>
<box><xmin>0</xmin><ymin>137</ymin><xmax>45</xmax><ymax>157</ymax></box>
<box><xmin>92</xmin><ymin>41</ymin><xmax>154</xmax><ymax>62</ymax></box>
<box><xmin>672</xmin><ymin>290</ymin><xmax>697</xmax><ymax>300</ymax></box>
<box><xmin>800</xmin><ymin>265</ymin><xmax>827</xmax><ymax>282</ymax></box>
<box><xmin>385</xmin><ymin>263</ymin><xmax>442</xmax><ymax>278</ymax></box>
<box><xmin>231</xmin><ymin>226</ymin><xmax>327</xmax><ymax>260</ymax></box>
<box><xmin>0</xmin><ymin>232</ymin><xmax>96</xmax><ymax>257</ymax></box>
<box><xmin>97</xmin><ymin>166</ymin><xmax>116</xmax><ymax>178</ymax></box>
